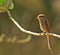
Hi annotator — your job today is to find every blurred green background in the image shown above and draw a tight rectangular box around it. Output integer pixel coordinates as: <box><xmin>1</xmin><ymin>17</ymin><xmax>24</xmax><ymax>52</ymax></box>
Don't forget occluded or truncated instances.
<box><xmin>0</xmin><ymin>0</ymin><xmax>60</xmax><ymax>55</ymax></box>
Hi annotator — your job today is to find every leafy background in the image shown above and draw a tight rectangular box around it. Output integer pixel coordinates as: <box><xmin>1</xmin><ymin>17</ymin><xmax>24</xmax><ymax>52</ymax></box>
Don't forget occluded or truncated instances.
<box><xmin>0</xmin><ymin>0</ymin><xmax>60</xmax><ymax>55</ymax></box>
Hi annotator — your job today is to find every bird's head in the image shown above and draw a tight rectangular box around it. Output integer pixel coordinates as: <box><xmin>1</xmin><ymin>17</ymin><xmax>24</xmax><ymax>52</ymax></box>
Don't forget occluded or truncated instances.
<box><xmin>37</xmin><ymin>14</ymin><xmax>46</xmax><ymax>20</ymax></box>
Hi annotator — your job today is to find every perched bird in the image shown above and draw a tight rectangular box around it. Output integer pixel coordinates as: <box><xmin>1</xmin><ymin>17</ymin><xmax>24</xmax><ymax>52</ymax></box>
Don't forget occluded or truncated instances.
<box><xmin>37</xmin><ymin>14</ymin><xmax>52</xmax><ymax>52</ymax></box>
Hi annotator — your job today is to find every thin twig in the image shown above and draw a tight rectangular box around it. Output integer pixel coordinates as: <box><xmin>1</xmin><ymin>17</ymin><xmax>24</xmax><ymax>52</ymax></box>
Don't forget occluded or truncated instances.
<box><xmin>6</xmin><ymin>10</ymin><xmax>60</xmax><ymax>38</ymax></box>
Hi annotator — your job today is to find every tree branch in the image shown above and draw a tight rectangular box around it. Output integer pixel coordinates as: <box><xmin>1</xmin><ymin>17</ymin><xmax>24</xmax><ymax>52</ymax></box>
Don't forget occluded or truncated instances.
<box><xmin>6</xmin><ymin>10</ymin><xmax>60</xmax><ymax>38</ymax></box>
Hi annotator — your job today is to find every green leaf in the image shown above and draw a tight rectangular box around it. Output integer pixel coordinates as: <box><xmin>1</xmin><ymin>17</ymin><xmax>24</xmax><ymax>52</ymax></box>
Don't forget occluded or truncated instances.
<box><xmin>9</xmin><ymin>2</ymin><xmax>14</xmax><ymax>9</ymax></box>
<box><xmin>0</xmin><ymin>0</ymin><xmax>14</xmax><ymax>12</ymax></box>
<box><xmin>0</xmin><ymin>0</ymin><xmax>6</xmax><ymax>5</ymax></box>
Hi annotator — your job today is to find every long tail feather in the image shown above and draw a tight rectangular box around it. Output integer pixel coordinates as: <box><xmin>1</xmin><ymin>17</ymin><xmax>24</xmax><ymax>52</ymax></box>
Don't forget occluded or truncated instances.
<box><xmin>47</xmin><ymin>35</ymin><xmax>53</xmax><ymax>53</ymax></box>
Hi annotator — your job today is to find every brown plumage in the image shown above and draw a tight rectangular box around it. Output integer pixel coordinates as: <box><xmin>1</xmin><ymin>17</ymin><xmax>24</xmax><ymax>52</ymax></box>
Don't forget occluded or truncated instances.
<box><xmin>37</xmin><ymin>14</ymin><xmax>51</xmax><ymax>32</ymax></box>
<box><xmin>37</xmin><ymin>14</ymin><xmax>52</xmax><ymax>52</ymax></box>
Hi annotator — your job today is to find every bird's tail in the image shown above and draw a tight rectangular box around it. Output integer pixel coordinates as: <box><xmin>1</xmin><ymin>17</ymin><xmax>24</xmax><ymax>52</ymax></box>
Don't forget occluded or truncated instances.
<box><xmin>47</xmin><ymin>35</ymin><xmax>53</xmax><ymax>53</ymax></box>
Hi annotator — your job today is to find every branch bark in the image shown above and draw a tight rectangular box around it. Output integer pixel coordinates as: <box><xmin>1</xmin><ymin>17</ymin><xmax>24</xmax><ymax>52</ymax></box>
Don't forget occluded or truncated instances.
<box><xmin>7</xmin><ymin>10</ymin><xmax>60</xmax><ymax>38</ymax></box>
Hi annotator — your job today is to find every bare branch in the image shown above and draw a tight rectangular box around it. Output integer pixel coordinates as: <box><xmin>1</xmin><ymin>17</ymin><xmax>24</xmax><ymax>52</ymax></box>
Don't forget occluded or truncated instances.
<box><xmin>6</xmin><ymin>10</ymin><xmax>60</xmax><ymax>38</ymax></box>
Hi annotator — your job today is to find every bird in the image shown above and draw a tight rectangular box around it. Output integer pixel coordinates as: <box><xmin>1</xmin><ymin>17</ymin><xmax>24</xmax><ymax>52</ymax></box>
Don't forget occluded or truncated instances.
<box><xmin>37</xmin><ymin>14</ymin><xmax>52</xmax><ymax>52</ymax></box>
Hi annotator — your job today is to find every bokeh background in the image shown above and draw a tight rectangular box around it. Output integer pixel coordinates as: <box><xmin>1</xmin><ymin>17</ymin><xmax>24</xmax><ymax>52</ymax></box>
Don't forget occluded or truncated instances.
<box><xmin>0</xmin><ymin>0</ymin><xmax>60</xmax><ymax>55</ymax></box>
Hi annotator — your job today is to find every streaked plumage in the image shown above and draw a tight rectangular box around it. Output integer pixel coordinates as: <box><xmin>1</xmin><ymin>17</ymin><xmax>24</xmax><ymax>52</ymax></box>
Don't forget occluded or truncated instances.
<box><xmin>37</xmin><ymin>14</ymin><xmax>52</xmax><ymax>53</ymax></box>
